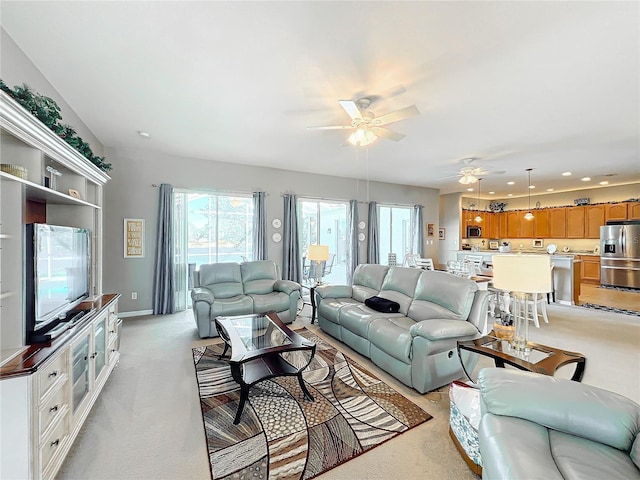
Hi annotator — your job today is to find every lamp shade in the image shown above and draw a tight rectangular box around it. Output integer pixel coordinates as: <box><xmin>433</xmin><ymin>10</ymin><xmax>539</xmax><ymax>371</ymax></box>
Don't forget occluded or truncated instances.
<box><xmin>492</xmin><ymin>254</ymin><xmax>553</xmax><ymax>293</ymax></box>
<box><xmin>308</xmin><ymin>244</ymin><xmax>329</xmax><ymax>262</ymax></box>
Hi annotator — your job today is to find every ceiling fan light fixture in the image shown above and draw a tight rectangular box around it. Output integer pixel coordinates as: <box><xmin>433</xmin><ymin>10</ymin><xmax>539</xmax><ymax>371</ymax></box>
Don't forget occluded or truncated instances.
<box><xmin>459</xmin><ymin>173</ymin><xmax>478</xmax><ymax>185</ymax></box>
<box><xmin>348</xmin><ymin>128</ymin><xmax>377</xmax><ymax>147</ymax></box>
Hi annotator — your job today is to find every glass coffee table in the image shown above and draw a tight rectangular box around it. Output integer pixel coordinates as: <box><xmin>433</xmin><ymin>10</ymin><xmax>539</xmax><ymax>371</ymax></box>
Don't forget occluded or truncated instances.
<box><xmin>457</xmin><ymin>335</ymin><xmax>586</xmax><ymax>382</ymax></box>
<box><xmin>215</xmin><ymin>311</ymin><xmax>316</xmax><ymax>424</ymax></box>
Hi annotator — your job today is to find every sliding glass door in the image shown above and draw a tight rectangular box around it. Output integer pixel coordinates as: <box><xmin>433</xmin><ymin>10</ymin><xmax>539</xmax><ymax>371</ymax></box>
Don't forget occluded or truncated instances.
<box><xmin>378</xmin><ymin>205</ymin><xmax>413</xmax><ymax>266</ymax></box>
<box><xmin>298</xmin><ymin>199</ymin><xmax>348</xmax><ymax>284</ymax></box>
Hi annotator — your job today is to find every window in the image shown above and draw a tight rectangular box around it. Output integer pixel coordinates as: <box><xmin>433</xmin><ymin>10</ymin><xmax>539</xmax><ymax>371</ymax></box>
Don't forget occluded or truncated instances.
<box><xmin>180</xmin><ymin>192</ymin><xmax>254</xmax><ymax>267</ymax></box>
<box><xmin>378</xmin><ymin>205</ymin><xmax>413</xmax><ymax>265</ymax></box>
<box><xmin>298</xmin><ymin>199</ymin><xmax>347</xmax><ymax>284</ymax></box>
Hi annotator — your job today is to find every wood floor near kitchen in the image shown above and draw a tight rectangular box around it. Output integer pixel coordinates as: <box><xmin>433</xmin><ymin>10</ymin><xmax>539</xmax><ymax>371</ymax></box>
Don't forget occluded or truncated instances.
<box><xmin>578</xmin><ymin>283</ymin><xmax>640</xmax><ymax>312</ymax></box>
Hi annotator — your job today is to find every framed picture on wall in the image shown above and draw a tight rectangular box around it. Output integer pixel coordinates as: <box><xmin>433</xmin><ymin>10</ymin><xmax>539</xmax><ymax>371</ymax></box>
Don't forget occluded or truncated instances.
<box><xmin>438</xmin><ymin>227</ymin><xmax>445</xmax><ymax>240</ymax></box>
<box><xmin>427</xmin><ymin>223</ymin><xmax>434</xmax><ymax>237</ymax></box>
<box><xmin>124</xmin><ymin>218</ymin><xmax>145</xmax><ymax>258</ymax></box>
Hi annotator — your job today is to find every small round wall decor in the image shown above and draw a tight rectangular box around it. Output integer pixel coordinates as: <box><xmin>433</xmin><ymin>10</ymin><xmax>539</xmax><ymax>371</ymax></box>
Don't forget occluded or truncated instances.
<box><xmin>358</xmin><ymin>232</ymin><xmax>366</xmax><ymax>242</ymax></box>
<box><xmin>272</xmin><ymin>232</ymin><xmax>282</xmax><ymax>243</ymax></box>
<box><xmin>358</xmin><ymin>221</ymin><xmax>366</xmax><ymax>230</ymax></box>
<box><xmin>272</xmin><ymin>218</ymin><xmax>282</xmax><ymax>228</ymax></box>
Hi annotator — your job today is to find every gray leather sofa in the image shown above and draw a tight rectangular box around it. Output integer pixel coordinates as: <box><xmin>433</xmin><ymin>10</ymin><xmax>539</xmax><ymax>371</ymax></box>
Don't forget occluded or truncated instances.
<box><xmin>314</xmin><ymin>264</ymin><xmax>490</xmax><ymax>393</ymax></box>
<box><xmin>478</xmin><ymin>368</ymin><xmax>640</xmax><ymax>480</ymax></box>
<box><xmin>191</xmin><ymin>260</ymin><xmax>300</xmax><ymax>338</ymax></box>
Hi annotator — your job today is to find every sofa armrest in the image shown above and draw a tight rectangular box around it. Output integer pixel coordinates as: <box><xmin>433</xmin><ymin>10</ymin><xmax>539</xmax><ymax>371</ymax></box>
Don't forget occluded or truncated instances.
<box><xmin>274</xmin><ymin>279</ymin><xmax>300</xmax><ymax>295</ymax></box>
<box><xmin>479</xmin><ymin>368</ymin><xmax>640</xmax><ymax>452</ymax></box>
<box><xmin>315</xmin><ymin>284</ymin><xmax>353</xmax><ymax>299</ymax></box>
<box><xmin>410</xmin><ymin>319</ymin><xmax>479</xmax><ymax>340</ymax></box>
<box><xmin>467</xmin><ymin>290</ymin><xmax>491</xmax><ymax>335</ymax></box>
<box><xmin>191</xmin><ymin>287</ymin><xmax>215</xmax><ymax>304</ymax></box>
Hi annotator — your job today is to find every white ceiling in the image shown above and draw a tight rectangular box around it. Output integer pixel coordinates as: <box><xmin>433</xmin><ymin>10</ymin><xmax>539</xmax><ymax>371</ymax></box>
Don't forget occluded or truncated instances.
<box><xmin>2</xmin><ymin>1</ymin><xmax>639</xmax><ymax>198</ymax></box>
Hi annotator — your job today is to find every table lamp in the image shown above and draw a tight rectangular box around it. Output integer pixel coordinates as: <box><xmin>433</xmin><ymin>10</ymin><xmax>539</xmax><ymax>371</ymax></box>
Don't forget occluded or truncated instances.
<box><xmin>308</xmin><ymin>245</ymin><xmax>329</xmax><ymax>285</ymax></box>
<box><xmin>492</xmin><ymin>254</ymin><xmax>553</xmax><ymax>351</ymax></box>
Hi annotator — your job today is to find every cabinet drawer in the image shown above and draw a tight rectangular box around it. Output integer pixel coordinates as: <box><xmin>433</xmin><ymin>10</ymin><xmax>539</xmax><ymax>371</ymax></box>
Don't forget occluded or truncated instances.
<box><xmin>38</xmin><ymin>351</ymin><xmax>68</xmax><ymax>400</ymax></box>
<box><xmin>39</xmin><ymin>382</ymin><xmax>68</xmax><ymax>436</ymax></box>
<box><xmin>40</xmin><ymin>415</ymin><xmax>69</xmax><ymax>475</ymax></box>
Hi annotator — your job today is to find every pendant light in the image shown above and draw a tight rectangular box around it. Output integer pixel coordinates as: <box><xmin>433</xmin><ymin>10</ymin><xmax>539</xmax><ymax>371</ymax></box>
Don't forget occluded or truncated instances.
<box><xmin>474</xmin><ymin>178</ymin><xmax>483</xmax><ymax>222</ymax></box>
<box><xmin>524</xmin><ymin>168</ymin><xmax>534</xmax><ymax>221</ymax></box>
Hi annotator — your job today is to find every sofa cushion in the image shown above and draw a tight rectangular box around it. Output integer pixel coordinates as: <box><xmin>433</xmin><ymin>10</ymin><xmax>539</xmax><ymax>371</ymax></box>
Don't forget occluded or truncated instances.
<box><xmin>339</xmin><ymin>304</ymin><xmax>395</xmax><ymax>338</ymax></box>
<box><xmin>198</xmin><ymin>263</ymin><xmax>244</xmax><ymax>298</ymax></box>
<box><xmin>241</xmin><ymin>260</ymin><xmax>278</xmax><ymax>294</ymax></box>
<box><xmin>210</xmin><ymin>295</ymin><xmax>254</xmax><ymax>318</ymax></box>
<box><xmin>408</xmin><ymin>271</ymin><xmax>478</xmax><ymax>320</ymax></box>
<box><xmin>351</xmin><ymin>264</ymin><xmax>389</xmax><ymax>302</ymax></box>
<box><xmin>368</xmin><ymin>316</ymin><xmax>414</xmax><ymax>364</ymax></box>
<box><xmin>317</xmin><ymin>298</ymin><xmax>359</xmax><ymax>325</ymax></box>
<box><xmin>249</xmin><ymin>292</ymin><xmax>289</xmax><ymax>313</ymax></box>
<box><xmin>378</xmin><ymin>267</ymin><xmax>423</xmax><ymax>315</ymax></box>
<box><xmin>365</xmin><ymin>296</ymin><xmax>400</xmax><ymax>313</ymax></box>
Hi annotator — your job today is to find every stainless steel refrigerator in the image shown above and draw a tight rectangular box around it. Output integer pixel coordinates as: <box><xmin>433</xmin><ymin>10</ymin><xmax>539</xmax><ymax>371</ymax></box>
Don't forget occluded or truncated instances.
<box><xmin>600</xmin><ymin>221</ymin><xmax>640</xmax><ymax>289</ymax></box>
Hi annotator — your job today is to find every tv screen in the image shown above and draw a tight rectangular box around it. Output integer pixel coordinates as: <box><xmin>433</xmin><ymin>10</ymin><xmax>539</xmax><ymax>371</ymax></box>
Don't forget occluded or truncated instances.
<box><xmin>26</xmin><ymin>224</ymin><xmax>91</xmax><ymax>339</ymax></box>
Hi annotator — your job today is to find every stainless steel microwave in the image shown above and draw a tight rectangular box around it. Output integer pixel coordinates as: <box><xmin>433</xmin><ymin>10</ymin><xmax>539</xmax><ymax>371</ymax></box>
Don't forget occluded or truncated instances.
<box><xmin>466</xmin><ymin>226</ymin><xmax>482</xmax><ymax>237</ymax></box>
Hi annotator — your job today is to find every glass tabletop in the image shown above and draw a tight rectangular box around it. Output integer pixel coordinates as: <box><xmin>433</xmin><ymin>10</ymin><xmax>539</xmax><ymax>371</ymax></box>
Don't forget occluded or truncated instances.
<box><xmin>477</xmin><ymin>337</ymin><xmax>555</xmax><ymax>364</ymax></box>
<box><xmin>223</xmin><ymin>314</ymin><xmax>293</xmax><ymax>352</ymax></box>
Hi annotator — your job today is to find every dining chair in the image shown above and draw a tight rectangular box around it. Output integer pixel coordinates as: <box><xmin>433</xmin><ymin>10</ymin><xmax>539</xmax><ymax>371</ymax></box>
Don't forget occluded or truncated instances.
<box><xmin>415</xmin><ymin>257</ymin><xmax>435</xmax><ymax>270</ymax></box>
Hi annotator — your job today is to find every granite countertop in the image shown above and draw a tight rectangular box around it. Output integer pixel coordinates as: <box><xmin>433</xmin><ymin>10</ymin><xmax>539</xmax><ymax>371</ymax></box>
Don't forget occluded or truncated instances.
<box><xmin>458</xmin><ymin>249</ymin><xmax>600</xmax><ymax>257</ymax></box>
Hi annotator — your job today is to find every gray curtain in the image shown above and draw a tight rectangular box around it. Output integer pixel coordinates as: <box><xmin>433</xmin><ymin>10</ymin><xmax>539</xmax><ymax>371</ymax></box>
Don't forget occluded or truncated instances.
<box><xmin>413</xmin><ymin>204</ymin><xmax>425</xmax><ymax>257</ymax></box>
<box><xmin>253</xmin><ymin>191</ymin><xmax>267</xmax><ymax>260</ymax></box>
<box><xmin>173</xmin><ymin>191</ymin><xmax>188</xmax><ymax>312</ymax></box>
<box><xmin>282</xmin><ymin>194</ymin><xmax>302</xmax><ymax>283</ymax></box>
<box><xmin>347</xmin><ymin>199</ymin><xmax>359</xmax><ymax>284</ymax></box>
<box><xmin>153</xmin><ymin>183</ymin><xmax>175</xmax><ymax>314</ymax></box>
<box><xmin>367</xmin><ymin>201</ymin><xmax>379</xmax><ymax>264</ymax></box>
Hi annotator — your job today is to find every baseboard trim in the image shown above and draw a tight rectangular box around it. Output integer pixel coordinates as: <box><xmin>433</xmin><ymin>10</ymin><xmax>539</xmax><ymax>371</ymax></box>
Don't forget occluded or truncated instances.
<box><xmin>119</xmin><ymin>309</ymin><xmax>154</xmax><ymax>318</ymax></box>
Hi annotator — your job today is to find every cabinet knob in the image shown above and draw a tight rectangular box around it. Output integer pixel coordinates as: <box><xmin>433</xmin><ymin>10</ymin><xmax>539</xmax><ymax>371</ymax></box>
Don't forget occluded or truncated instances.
<box><xmin>50</xmin><ymin>439</ymin><xmax>60</xmax><ymax>448</ymax></box>
<box><xmin>49</xmin><ymin>404</ymin><xmax>59</xmax><ymax>413</ymax></box>
<box><xmin>48</xmin><ymin>370</ymin><xmax>58</xmax><ymax>378</ymax></box>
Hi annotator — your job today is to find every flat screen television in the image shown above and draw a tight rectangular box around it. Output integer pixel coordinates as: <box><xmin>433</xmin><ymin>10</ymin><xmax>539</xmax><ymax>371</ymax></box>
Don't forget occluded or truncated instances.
<box><xmin>26</xmin><ymin>223</ymin><xmax>91</xmax><ymax>343</ymax></box>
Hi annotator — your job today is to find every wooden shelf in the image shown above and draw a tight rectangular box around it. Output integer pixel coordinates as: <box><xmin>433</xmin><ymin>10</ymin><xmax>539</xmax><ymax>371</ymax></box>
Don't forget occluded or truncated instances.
<box><xmin>0</xmin><ymin>171</ymin><xmax>101</xmax><ymax>209</ymax></box>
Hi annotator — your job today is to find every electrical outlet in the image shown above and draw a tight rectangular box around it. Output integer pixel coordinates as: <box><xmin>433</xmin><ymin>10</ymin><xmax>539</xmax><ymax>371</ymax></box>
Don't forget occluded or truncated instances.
<box><xmin>131</xmin><ymin>292</ymin><xmax>137</xmax><ymax>300</ymax></box>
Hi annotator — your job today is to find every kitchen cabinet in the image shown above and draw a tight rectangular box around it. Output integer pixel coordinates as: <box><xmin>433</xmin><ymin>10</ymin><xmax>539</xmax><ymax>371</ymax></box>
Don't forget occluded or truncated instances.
<box><xmin>520</xmin><ymin>214</ymin><xmax>534</xmax><ymax>238</ymax></box>
<box><xmin>549</xmin><ymin>208</ymin><xmax>566</xmax><ymax>238</ymax></box>
<box><xmin>498</xmin><ymin>212</ymin><xmax>508</xmax><ymax>238</ymax></box>
<box><xmin>579</xmin><ymin>255</ymin><xmax>601</xmax><ymax>284</ymax></box>
<box><xmin>628</xmin><ymin>202</ymin><xmax>640</xmax><ymax>220</ymax></box>
<box><xmin>534</xmin><ymin>209</ymin><xmax>550</xmax><ymax>238</ymax></box>
<box><xmin>585</xmin><ymin>205</ymin><xmax>605</xmax><ymax>239</ymax></box>
<box><xmin>506</xmin><ymin>211</ymin><xmax>521</xmax><ymax>238</ymax></box>
<box><xmin>566</xmin><ymin>206</ymin><xmax>585</xmax><ymax>238</ymax></box>
<box><xmin>487</xmin><ymin>212</ymin><xmax>500</xmax><ymax>238</ymax></box>
<box><xmin>605</xmin><ymin>203</ymin><xmax>628</xmax><ymax>222</ymax></box>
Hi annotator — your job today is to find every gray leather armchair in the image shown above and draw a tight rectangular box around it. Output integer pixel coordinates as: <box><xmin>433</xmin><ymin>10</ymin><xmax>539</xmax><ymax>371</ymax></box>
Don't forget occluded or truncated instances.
<box><xmin>478</xmin><ymin>368</ymin><xmax>640</xmax><ymax>480</ymax></box>
<box><xmin>191</xmin><ymin>260</ymin><xmax>300</xmax><ymax>338</ymax></box>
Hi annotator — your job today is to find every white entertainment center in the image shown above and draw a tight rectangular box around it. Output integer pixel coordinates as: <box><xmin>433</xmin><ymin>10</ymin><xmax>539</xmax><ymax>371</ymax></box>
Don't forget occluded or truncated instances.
<box><xmin>0</xmin><ymin>90</ymin><xmax>120</xmax><ymax>480</ymax></box>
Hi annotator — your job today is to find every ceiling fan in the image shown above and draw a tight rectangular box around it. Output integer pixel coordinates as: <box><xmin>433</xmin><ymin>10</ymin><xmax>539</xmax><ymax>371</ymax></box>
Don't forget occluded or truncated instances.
<box><xmin>307</xmin><ymin>98</ymin><xmax>419</xmax><ymax>146</ymax></box>
<box><xmin>440</xmin><ymin>158</ymin><xmax>506</xmax><ymax>184</ymax></box>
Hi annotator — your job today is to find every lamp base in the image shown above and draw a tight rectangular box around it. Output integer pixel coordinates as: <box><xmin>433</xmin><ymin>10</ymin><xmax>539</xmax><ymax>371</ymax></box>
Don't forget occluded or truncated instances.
<box><xmin>510</xmin><ymin>293</ymin><xmax>531</xmax><ymax>352</ymax></box>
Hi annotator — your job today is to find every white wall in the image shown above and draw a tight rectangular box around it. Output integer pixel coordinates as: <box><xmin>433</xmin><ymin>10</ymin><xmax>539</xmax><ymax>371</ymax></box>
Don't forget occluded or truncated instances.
<box><xmin>103</xmin><ymin>147</ymin><xmax>440</xmax><ymax>313</ymax></box>
<box><xmin>438</xmin><ymin>193</ymin><xmax>462</xmax><ymax>266</ymax></box>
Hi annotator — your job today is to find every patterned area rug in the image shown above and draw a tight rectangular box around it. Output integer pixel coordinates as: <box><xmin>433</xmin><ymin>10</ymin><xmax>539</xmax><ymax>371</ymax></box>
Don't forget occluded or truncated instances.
<box><xmin>192</xmin><ymin>329</ymin><xmax>432</xmax><ymax>480</ymax></box>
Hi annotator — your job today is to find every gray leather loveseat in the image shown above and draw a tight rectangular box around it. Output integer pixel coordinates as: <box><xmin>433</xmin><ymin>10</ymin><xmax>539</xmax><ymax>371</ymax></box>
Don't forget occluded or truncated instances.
<box><xmin>478</xmin><ymin>368</ymin><xmax>640</xmax><ymax>480</ymax></box>
<box><xmin>191</xmin><ymin>260</ymin><xmax>300</xmax><ymax>338</ymax></box>
<box><xmin>315</xmin><ymin>264</ymin><xmax>490</xmax><ymax>393</ymax></box>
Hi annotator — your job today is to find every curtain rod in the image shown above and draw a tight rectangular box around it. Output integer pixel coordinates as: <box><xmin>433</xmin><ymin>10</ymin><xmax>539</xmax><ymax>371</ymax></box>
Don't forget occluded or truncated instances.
<box><xmin>152</xmin><ymin>184</ymin><xmax>268</xmax><ymax>196</ymax></box>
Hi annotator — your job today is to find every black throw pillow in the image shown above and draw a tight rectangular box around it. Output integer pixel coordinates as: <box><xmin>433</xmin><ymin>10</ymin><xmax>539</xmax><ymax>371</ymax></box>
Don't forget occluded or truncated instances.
<box><xmin>365</xmin><ymin>296</ymin><xmax>400</xmax><ymax>313</ymax></box>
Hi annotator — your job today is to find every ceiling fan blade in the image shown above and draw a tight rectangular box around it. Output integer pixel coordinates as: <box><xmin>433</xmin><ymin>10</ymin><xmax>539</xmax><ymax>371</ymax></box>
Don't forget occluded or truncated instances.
<box><xmin>372</xmin><ymin>127</ymin><xmax>405</xmax><ymax>141</ymax></box>
<box><xmin>306</xmin><ymin>125</ymin><xmax>354</xmax><ymax>130</ymax></box>
<box><xmin>374</xmin><ymin>105</ymin><xmax>420</xmax><ymax>125</ymax></box>
<box><xmin>476</xmin><ymin>169</ymin><xmax>506</xmax><ymax>176</ymax></box>
<box><xmin>338</xmin><ymin>100</ymin><xmax>362</xmax><ymax>121</ymax></box>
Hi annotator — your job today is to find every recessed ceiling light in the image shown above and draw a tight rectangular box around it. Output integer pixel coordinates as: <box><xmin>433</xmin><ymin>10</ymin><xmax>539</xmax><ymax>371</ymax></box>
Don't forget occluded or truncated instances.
<box><xmin>138</xmin><ymin>131</ymin><xmax>150</xmax><ymax>138</ymax></box>
<box><xmin>489</xmin><ymin>191</ymin><xmax>495</xmax><ymax>194</ymax></box>
<box><xmin>599</xmin><ymin>181</ymin><xmax>609</xmax><ymax>185</ymax></box>
<box><xmin>562</xmin><ymin>171</ymin><xmax>572</xmax><ymax>176</ymax></box>
<box><xmin>529</xmin><ymin>185</ymin><xmax>535</xmax><ymax>189</ymax></box>
<box><xmin>581</xmin><ymin>177</ymin><xmax>591</xmax><ymax>182</ymax></box>
<box><xmin>546</xmin><ymin>188</ymin><xmax>554</xmax><ymax>192</ymax></box>
<box><xmin>507</xmin><ymin>194</ymin><xmax>513</xmax><ymax>197</ymax></box>
<box><xmin>467</xmin><ymin>188</ymin><xmax>474</xmax><ymax>192</ymax></box>
<box><xmin>507</xmin><ymin>181</ymin><xmax>515</xmax><ymax>185</ymax></box>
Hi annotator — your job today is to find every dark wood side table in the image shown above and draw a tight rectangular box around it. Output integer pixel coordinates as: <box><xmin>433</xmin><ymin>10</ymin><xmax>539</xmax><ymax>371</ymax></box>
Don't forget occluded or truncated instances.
<box><xmin>457</xmin><ymin>335</ymin><xmax>586</xmax><ymax>382</ymax></box>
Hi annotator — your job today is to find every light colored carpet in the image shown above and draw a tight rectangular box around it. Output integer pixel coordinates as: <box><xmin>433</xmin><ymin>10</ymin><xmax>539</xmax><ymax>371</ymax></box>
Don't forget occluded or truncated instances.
<box><xmin>56</xmin><ymin>303</ymin><xmax>640</xmax><ymax>480</ymax></box>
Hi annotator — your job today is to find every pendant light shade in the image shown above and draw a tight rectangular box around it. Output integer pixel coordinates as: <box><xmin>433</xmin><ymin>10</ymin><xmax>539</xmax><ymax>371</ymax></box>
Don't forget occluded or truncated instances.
<box><xmin>525</xmin><ymin>168</ymin><xmax>534</xmax><ymax>221</ymax></box>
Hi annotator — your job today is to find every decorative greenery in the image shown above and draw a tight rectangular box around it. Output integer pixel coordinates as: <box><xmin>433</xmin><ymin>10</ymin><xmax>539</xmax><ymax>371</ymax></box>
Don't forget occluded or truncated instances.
<box><xmin>489</xmin><ymin>201</ymin><xmax>507</xmax><ymax>212</ymax></box>
<box><xmin>0</xmin><ymin>80</ymin><xmax>112</xmax><ymax>172</ymax></box>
